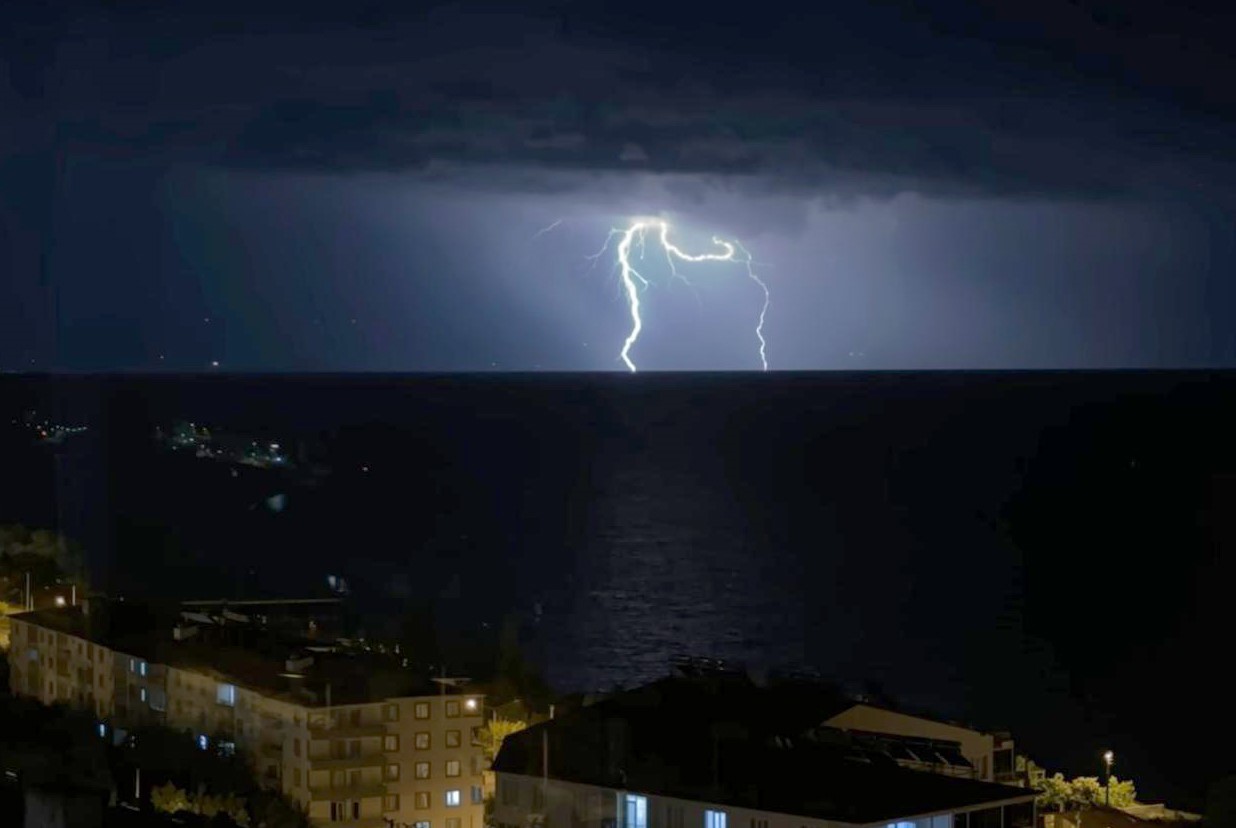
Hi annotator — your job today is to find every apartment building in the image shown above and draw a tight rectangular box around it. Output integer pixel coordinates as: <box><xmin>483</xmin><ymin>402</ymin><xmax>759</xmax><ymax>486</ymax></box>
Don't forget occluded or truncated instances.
<box><xmin>6</xmin><ymin>600</ymin><xmax>486</xmax><ymax>828</ymax></box>
<box><xmin>491</xmin><ymin>675</ymin><xmax>1035</xmax><ymax>828</ymax></box>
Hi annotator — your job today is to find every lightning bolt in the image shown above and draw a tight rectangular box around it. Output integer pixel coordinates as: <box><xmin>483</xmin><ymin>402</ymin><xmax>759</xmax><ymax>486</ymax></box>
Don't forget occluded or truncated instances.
<box><xmin>599</xmin><ymin>218</ymin><xmax>769</xmax><ymax>372</ymax></box>
<box><xmin>531</xmin><ymin>218</ymin><xmax>563</xmax><ymax>240</ymax></box>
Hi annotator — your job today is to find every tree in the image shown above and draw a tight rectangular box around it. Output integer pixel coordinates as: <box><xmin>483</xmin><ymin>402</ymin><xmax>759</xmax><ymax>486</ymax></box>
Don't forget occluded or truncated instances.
<box><xmin>151</xmin><ymin>782</ymin><xmax>193</xmax><ymax>815</ymax></box>
<box><xmin>248</xmin><ymin>789</ymin><xmax>312</xmax><ymax>828</ymax></box>
<box><xmin>1035</xmin><ymin>773</ymin><xmax>1074</xmax><ymax>812</ymax></box>
<box><xmin>478</xmin><ymin>717</ymin><xmax>528</xmax><ymax>765</ymax></box>
<box><xmin>200</xmin><ymin>792</ymin><xmax>251</xmax><ymax>826</ymax></box>
<box><xmin>0</xmin><ymin>524</ymin><xmax>88</xmax><ymax>600</ymax></box>
<box><xmin>1069</xmin><ymin>777</ymin><xmax>1107</xmax><ymax>808</ymax></box>
<box><xmin>1103</xmin><ymin>777</ymin><xmax>1137</xmax><ymax>808</ymax></box>
<box><xmin>150</xmin><ymin>781</ymin><xmax>250</xmax><ymax>826</ymax></box>
<box><xmin>1034</xmin><ymin>773</ymin><xmax>1138</xmax><ymax>813</ymax></box>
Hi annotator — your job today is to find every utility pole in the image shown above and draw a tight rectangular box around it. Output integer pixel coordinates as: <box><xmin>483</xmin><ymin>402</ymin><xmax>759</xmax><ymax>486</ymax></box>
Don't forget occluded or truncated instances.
<box><xmin>1103</xmin><ymin>750</ymin><xmax>1114</xmax><ymax>807</ymax></box>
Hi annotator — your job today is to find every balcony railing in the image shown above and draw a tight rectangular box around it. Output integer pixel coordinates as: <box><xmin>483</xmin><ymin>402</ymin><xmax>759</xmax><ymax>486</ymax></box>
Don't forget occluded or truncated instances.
<box><xmin>308</xmin><ymin>721</ymin><xmax>388</xmax><ymax>739</ymax></box>
<box><xmin>308</xmin><ymin>782</ymin><xmax>387</xmax><ymax>801</ymax></box>
<box><xmin>309</xmin><ymin>752</ymin><xmax>388</xmax><ymax>770</ymax></box>
<box><xmin>258</xmin><ymin>741</ymin><xmax>284</xmax><ymax>759</ymax></box>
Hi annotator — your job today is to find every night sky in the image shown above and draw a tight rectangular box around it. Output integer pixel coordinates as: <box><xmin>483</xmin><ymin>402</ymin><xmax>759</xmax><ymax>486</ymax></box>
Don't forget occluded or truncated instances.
<box><xmin>4</xmin><ymin>0</ymin><xmax>1236</xmax><ymax>371</ymax></box>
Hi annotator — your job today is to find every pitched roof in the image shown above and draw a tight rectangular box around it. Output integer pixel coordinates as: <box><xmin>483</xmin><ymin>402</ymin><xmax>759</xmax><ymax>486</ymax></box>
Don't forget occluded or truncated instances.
<box><xmin>493</xmin><ymin>675</ymin><xmax>1032</xmax><ymax>825</ymax></box>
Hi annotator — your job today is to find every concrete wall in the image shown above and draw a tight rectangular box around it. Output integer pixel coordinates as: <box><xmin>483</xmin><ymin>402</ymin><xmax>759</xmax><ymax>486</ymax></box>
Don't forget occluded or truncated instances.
<box><xmin>825</xmin><ymin>705</ymin><xmax>996</xmax><ymax>781</ymax></box>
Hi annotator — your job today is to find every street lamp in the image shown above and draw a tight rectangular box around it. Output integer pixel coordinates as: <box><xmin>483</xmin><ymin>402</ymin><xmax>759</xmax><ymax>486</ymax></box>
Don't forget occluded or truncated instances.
<box><xmin>1103</xmin><ymin>750</ymin><xmax>1114</xmax><ymax>806</ymax></box>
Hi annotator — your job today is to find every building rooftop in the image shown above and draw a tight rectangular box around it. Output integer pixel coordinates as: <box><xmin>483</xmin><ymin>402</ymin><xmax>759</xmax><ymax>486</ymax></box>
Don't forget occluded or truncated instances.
<box><xmin>12</xmin><ymin>601</ymin><xmax>455</xmax><ymax>707</ymax></box>
<box><xmin>494</xmin><ymin>674</ymin><xmax>1033</xmax><ymax>825</ymax></box>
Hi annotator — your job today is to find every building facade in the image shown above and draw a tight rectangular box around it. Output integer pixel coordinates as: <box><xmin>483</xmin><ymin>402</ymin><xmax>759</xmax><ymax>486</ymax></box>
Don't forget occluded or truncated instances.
<box><xmin>493</xmin><ymin>771</ymin><xmax>1032</xmax><ymax>828</ymax></box>
<box><xmin>7</xmin><ymin>608</ymin><xmax>486</xmax><ymax>828</ymax></box>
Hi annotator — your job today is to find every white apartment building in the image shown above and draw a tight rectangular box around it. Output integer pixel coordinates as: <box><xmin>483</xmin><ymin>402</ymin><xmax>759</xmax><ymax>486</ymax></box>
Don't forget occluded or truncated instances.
<box><xmin>7</xmin><ymin>602</ymin><xmax>486</xmax><ymax>828</ymax></box>
<box><xmin>493</xmin><ymin>772</ymin><xmax>1033</xmax><ymax>828</ymax></box>
<box><xmin>491</xmin><ymin>675</ymin><xmax>1035</xmax><ymax>828</ymax></box>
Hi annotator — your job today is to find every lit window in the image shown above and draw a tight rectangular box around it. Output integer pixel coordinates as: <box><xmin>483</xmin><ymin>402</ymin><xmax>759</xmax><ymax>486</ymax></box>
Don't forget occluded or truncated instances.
<box><xmin>446</xmin><ymin>760</ymin><xmax>461</xmax><ymax>777</ymax></box>
<box><xmin>384</xmin><ymin>734</ymin><xmax>399</xmax><ymax>752</ymax></box>
<box><xmin>415</xmin><ymin>822</ymin><xmax>430</xmax><ymax>828</ymax></box>
<box><xmin>140</xmin><ymin>688</ymin><xmax>147</xmax><ymax>703</ymax></box>
<box><xmin>386</xmin><ymin>763</ymin><xmax>401</xmax><ymax>781</ymax></box>
<box><xmin>217</xmin><ymin>683</ymin><xmax>236</xmax><ymax>707</ymax></box>
<box><xmin>415</xmin><ymin>732</ymin><xmax>430</xmax><ymax>750</ymax></box>
<box><xmin>97</xmin><ymin>723</ymin><xmax>106</xmax><ymax>739</ymax></box>
<box><xmin>198</xmin><ymin>734</ymin><xmax>209</xmax><ymax>751</ymax></box>
<box><xmin>446</xmin><ymin>730</ymin><xmax>462</xmax><ymax>748</ymax></box>
<box><xmin>446</xmin><ymin>700</ymin><xmax>460</xmax><ymax>718</ymax></box>
<box><xmin>415</xmin><ymin>702</ymin><xmax>430</xmax><ymax>719</ymax></box>
<box><xmin>706</xmin><ymin>811</ymin><xmax>728</xmax><ymax>828</ymax></box>
<box><xmin>129</xmin><ymin>658</ymin><xmax>136</xmax><ymax>673</ymax></box>
<box><xmin>625</xmin><ymin>795</ymin><xmax>648</xmax><ymax>828</ymax></box>
<box><xmin>139</xmin><ymin>661</ymin><xmax>147</xmax><ymax>677</ymax></box>
<box><xmin>384</xmin><ymin>794</ymin><xmax>401</xmax><ymax>812</ymax></box>
<box><xmin>415</xmin><ymin>792</ymin><xmax>431</xmax><ymax>810</ymax></box>
<box><xmin>415</xmin><ymin>762</ymin><xmax>431</xmax><ymax>779</ymax></box>
<box><xmin>471</xmin><ymin>786</ymin><xmax>484</xmax><ymax>805</ymax></box>
<box><xmin>219</xmin><ymin>741</ymin><xmax>236</xmax><ymax>757</ymax></box>
<box><xmin>445</xmin><ymin>790</ymin><xmax>461</xmax><ymax>808</ymax></box>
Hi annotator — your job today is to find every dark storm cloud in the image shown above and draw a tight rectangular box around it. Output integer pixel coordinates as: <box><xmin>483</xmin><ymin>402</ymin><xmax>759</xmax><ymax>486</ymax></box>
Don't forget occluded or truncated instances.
<box><xmin>4</xmin><ymin>0</ymin><xmax>1235</xmax><ymax>199</ymax></box>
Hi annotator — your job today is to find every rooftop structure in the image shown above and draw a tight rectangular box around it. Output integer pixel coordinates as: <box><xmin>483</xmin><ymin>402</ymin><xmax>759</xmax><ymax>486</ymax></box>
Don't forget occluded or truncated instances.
<box><xmin>493</xmin><ymin>673</ymin><xmax>1035</xmax><ymax>828</ymax></box>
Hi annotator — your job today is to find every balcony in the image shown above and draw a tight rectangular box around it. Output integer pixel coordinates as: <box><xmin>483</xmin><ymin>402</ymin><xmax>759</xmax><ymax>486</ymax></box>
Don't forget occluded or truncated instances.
<box><xmin>308</xmin><ymin>722</ymin><xmax>388</xmax><ymax>739</ymax></box>
<box><xmin>310</xmin><ymin>752</ymin><xmax>388</xmax><ymax>771</ymax></box>
<box><xmin>258</xmin><ymin>742</ymin><xmax>284</xmax><ymax>759</ymax></box>
<box><xmin>308</xmin><ymin>782</ymin><xmax>386</xmax><ymax>801</ymax></box>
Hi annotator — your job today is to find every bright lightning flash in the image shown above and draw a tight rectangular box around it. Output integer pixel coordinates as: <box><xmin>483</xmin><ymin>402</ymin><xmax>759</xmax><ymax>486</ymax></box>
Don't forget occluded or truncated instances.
<box><xmin>590</xmin><ymin>218</ymin><xmax>770</xmax><ymax>372</ymax></box>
